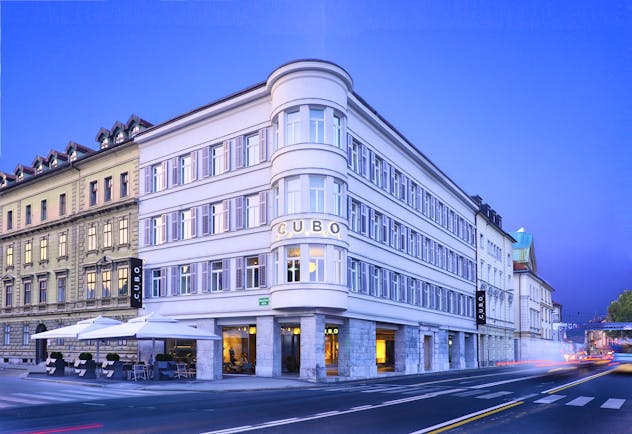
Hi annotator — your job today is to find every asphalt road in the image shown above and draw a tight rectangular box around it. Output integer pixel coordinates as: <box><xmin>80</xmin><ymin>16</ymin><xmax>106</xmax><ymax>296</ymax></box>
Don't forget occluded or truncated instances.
<box><xmin>0</xmin><ymin>364</ymin><xmax>629</xmax><ymax>434</ymax></box>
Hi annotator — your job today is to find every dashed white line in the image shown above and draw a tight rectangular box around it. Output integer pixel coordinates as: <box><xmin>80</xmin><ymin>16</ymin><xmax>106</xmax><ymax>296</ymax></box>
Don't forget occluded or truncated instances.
<box><xmin>566</xmin><ymin>396</ymin><xmax>594</xmax><ymax>407</ymax></box>
<box><xmin>601</xmin><ymin>398</ymin><xmax>625</xmax><ymax>409</ymax></box>
<box><xmin>534</xmin><ymin>394</ymin><xmax>566</xmax><ymax>404</ymax></box>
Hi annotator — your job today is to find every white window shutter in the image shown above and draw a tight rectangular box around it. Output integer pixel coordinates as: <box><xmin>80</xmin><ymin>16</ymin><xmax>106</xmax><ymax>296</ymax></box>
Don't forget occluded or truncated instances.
<box><xmin>160</xmin><ymin>268</ymin><xmax>167</xmax><ymax>297</ymax></box>
<box><xmin>171</xmin><ymin>157</ymin><xmax>179</xmax><ymax>187</ymax></box>
<box><xmin>222</xmin><ymin>258</ymin><xmax>230</xmax><ymax>290</ymax></box>
<box><xmin>191</xmin><ymin>263</ymin><xmax>198</xmax><ymax>294</ymax></box>
<box><xmin>235</xmin><ymin>196</ymin><xmax>244</xmax><ymax>230</ymax></box>
<box><xmin>144</xmin><ymin>218</ymin><xmax>150</xmax><ymax>246</ymax></box>
<box><xmin>259</xmin><ymin>254</ymin><xmax>267</xmax><ymax>287</ymax></box>
<box><xmin>201</xmin><ymin>147</ymin><xmax>209</xmax><ymax>178</ymax></box>
<box><xmin>235</xmin><ymin>257</ymin><xmax>244</xmax><ymax>289</ymax></box>
<box><xmin>201</xmin><ymin>262</ymin><xmax>209</xmax><ymax>293</ymax></box>
<box><xmin>201</xmin><ymin>204</ymin><xmax>210</xmax><ymax>235</ymax></box>
<box><xmin>171</xmin><ymin>266</ymin><xmax>179</xmax><ymax>296</ymax></box>
<box><xmin>171</xmin><ymin>212</ymin><xmax>179</xmax><ymax>241</ymax></box>
<box><xmin>259</xmin><ymin>128</ymin><xmax>267</xmax><ymax>162</ymax></box>
<box><xmin>144</xmin><ymin>167</ymin><xmax>151</xmax><ymax>193</ymax></box>
<box><xmin>259</xmin><ymin>191</ymin><xmax>267</xmax><ymax>225</ymax></box>
<box><xmin>222</xmin><ymin>199</ymin><xmax>230</xmax><ymax>232</ymax></box>
<box><xmin>161</xmin><ymin>161</ymin><xmax>168</xmax><ymax>190</ymax></box>
<box><xmin>191</xmin><ymin>150</ymin><xmax>198</xmax><ymax>181</ymax></box>
<box><xmin>223</xmin><ymin>140</ymin><xmax>230</xmax><ymax>172</ymax></box>
<box><xmin>234</xmin><ymin>136</ymin><xmax>243</xmax><ymax>168</ymax></box>
<box><xmin>191</xmin><ymin>207</ymin><xmax>197</xmax><ymax>238</ymax></box>
<box><xmin>161</xmin><ymin>215</ymin><xmax>167</xmax><ymax>244</ymax></box>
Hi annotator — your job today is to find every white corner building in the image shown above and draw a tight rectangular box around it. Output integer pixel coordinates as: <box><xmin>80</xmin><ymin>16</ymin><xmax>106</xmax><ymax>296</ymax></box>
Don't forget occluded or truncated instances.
<box><xmin>136</xmin><ymin>60</ymin><xmax>480</xmax><ymax>380</ymax></box>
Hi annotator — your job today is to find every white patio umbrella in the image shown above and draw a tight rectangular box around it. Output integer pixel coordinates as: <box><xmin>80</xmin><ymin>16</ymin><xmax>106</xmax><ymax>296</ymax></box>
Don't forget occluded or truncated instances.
<box><xmin>31</xmin><ymin>315</ymin><xmax>123</xmax><ymax>363</ymax></box>
<box><xmin>78</xmin><ymin>312</ymin><xmax>220</xmax><ymax>360</ymax></box>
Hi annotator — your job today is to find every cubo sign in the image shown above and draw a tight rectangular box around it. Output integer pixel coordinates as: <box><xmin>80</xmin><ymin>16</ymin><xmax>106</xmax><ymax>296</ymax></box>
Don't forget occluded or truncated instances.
<box><xmin>130</xmin><ymin>258</ymin><xmax>143</xmax><ymax>308</ymax></box>
<box><xmin>275</xmin><ymin>219</ymin><xmax>342</xmax><ymax>240</ymax></box>
<box><xmin>476</xmin><ymin>290</ymin><xmax>486</xmax><ymax>325</ymax></box>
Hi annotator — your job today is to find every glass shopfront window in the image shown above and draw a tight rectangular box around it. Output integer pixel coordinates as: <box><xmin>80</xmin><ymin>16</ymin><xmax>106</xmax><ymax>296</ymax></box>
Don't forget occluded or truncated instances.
<box><xmin>281</xmin><ymin>326</ymin><xmax>301</xmax><ymax>374</ymax></box>
<box><xmin>325</xmin><ymin>325</ymin><xmax>339</xmax><ymax>376</ymax></box>
<box><xmin>222</xmin><ymin>325</ymin><xmax>256</xmax><ymax>375</ymax></box>
<box><xmin>376</xmin><ymin>329</ymin><xmax>395</xmax><ymax>372</ymax></box>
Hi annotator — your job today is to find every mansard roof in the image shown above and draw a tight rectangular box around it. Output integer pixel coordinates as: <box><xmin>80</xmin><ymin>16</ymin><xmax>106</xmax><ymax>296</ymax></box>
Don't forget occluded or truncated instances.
<box><xmin>110</xmin><ymin>120</ymin><xmax>125</xmax><ymax>134</ymax></box>
<box><xmin>31</xmin><ymin>155</ymin><xmax>49</xmax><ymax>169</ymax></box>
<box><xmin>14</xmin><ymin>163</ymin><xmax>34</xmax><ymax>176</ymax></box>
<box><xmin>65</xmin><ymin>141</ymin><xmax>93</xmax><ymax>157</ymax></box>
<box><xmin>126</xmin><ymin>114</ymin><xmax>153</xmax><ymax>130</ymax></box>
<box><xmin>95</xmin><ymin>127</ymin><xmax>111</xmax><ymax>143</ymax></box>
<box><xmin>47</xmin><ymin>149</ymin><xmax>69</xmax><ymax>163</ymax></box>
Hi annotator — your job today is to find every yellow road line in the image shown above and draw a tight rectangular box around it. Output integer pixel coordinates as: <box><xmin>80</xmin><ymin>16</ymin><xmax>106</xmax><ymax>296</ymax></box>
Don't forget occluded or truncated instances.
<box><xmin>413</xmin><ymin>400</ymin><xmax>524</xmax><ymax>434</ymax></box>
<box><xmin>545</xmin><ymin>369</ymin><xmax>614</xmax><ymax>394</ymax></box>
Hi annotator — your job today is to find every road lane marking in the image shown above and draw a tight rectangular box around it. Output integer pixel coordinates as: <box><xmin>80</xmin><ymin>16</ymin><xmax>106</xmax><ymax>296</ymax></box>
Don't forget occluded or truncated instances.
<box><xmin>471</xmin><ymin>374</ymin><xmax>549</xmax><ymax>389</ymax></box>
<box><xmin>0</xmin><ymin>395</ymin><xmax>49</xmax><ymax>405</ymax></box>
<box><xmin>534</xmin><ymin>394</ymin><xmax>566</xmax><ymax>404</ymax></box>
<box><xmin>542</xmin><ymin>369</ymin><xmax>614</xmax><ymax>394</ymax></box>
<box><xmin>453</xmin><ymin>390</ymin><xmax>489</xmax><ymax>397</ymax></box>
<box><xmin>315</xmin><ymin>411</ymin><xmax>340</xmax><ymax>417</ymax></box>
<box><xmin>14</xmin><ymin>392</ymin><xmax>75</xmax><ymax>402</ymax></box>
<box><xmin>566</xmin><ymin>396</ymin><xmax>594</xmax><ymax>407</ymax></box>
<box><xmin>601</xmin><ymin>398</ymin><xmax>625</xmax><ymax>409</ymax></box>
<box><xmin>408</xmin><ymin>368</ymin><xmax>535</xmax><ymax>387</ymax></box>
<box><xmin>199</xmin><ymin>388</ymin><xmax>464</xmax><ymax>434</ymax></box>
<box><xmin>476</xmin><ymin>391</ymin><xmax>513</xmax><ymax>399</ymax></box>
<box><xmin>410</xmin><ymin>400</ymin><xmax>524</xmax><ymax>434</ymax></box>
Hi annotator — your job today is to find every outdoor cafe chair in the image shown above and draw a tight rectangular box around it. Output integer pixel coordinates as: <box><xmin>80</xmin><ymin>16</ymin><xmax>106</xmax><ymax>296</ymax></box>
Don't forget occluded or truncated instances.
<box><xmin>132</xmin><ymin>364</ymin><xmax>148</xmax><ymax>381</ymax></box>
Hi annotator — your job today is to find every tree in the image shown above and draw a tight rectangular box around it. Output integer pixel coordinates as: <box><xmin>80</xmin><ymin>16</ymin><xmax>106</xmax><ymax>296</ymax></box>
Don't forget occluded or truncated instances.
<box><xmin>607</xmin><ymin>289</ymin><xmax>632</xmax><ymax>338</ymax></box>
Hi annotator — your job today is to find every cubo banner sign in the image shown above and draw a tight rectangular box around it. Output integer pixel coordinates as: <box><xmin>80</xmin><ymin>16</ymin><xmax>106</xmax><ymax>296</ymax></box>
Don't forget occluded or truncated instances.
<box><xmin>274</xmin><ymin>219</ymin><xmax>342</xmax><ymax>241</ymax></box>
<box><xmin>476</xmin><ymin>290</ymin><xmax>486</xmax><ymax>325</ymax></box>
<box><xmin>130</xmin><ymin>258</ymin><xmax>143</xmax><ymax>308</ymax></box>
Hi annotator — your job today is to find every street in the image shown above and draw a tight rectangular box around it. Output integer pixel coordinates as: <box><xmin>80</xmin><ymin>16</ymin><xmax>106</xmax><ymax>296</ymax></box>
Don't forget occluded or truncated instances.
<box><xmin>0</xmin><ymin>365</ymin><xmax>629</xmax><ymax>434</ymax></box>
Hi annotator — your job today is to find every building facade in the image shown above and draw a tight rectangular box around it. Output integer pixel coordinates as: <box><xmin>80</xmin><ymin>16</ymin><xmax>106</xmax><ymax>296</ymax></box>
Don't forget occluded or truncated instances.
<box><xmin>137</xmin><ymin>60</ymin><xmax>479</xmax><ymax>381</ymax></box>
<box><xmin>0</xmin><ymin>116</ymin><xmax>148</xmax><ymax>363</ymax></box>
<box><xmin>472</xmin><ymin>197</ymin><xmax>515</xmax><ymax>366</ymax></box>
<box><xmin>511</xmin><ymin>228</ymin><xmax>555</xmax><ymax>361</ymax></box>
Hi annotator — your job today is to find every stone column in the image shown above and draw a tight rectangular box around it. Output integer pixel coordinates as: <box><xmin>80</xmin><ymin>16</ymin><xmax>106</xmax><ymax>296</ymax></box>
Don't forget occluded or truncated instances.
<box><xmin>436</xmin><ymin>330</ymin><xmax>449</xmax><ymax>371</ymax></box>
<box><xmin>195</xmin><ymin>318</ymin><xmax>222</xmax><ymax>380</ymax></box>
<box><xmin>300</xmin><ymin>314</ymin><xmax>325</xmax><ymax>381</ymax></box>
<box><xmin>395</xmin><ymin>325</ymin><xmax>420</xmax><ymax>374</ymax></box>
<box><xmin>453</xmin><ymin>331</ymin><xmax>465</xmax><ymax>369</ymax></box>
<box><xmin>256</xmin><ymin>316</ymin><xmax>281</xmax><ymax>377</ymax></box>
<box><xmin>341</xmin><ymin>318</ymin><xmax>376</xmax><ymax>378</ymax></box>
<box><xmin>464</xmin><ymin>332</ymin><xmax>476</xmax><ymax>368</ymax></box>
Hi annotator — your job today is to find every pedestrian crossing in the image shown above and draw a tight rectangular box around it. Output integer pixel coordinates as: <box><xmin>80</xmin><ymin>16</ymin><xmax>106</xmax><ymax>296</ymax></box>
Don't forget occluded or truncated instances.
<box><xmin>0</xmin><ymin>387</ymin><xmax>165</xmax><ymax>410</ymax></box>
<box><xmin>315</xmin><ymin>383</ymin><xmax>628</xmax><ymax>410</ymax></box>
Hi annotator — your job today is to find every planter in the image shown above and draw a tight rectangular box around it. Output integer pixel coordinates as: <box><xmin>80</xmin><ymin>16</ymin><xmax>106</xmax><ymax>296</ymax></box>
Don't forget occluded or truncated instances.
<box><xmin>74</xmin><ymin>359</ymin><xmax>97</xmax><ymax>378</ymax></box>
<box><xmin>154</xmin><ymin>360</ymin><xmax>176</xmax><ymax>380</ymax></box>
<box><xmin>101</xmin><ymin>360</ymin><xmax>125</xmax><ymax>380</ymax></box>
<box><xmin>45</xmin><ymin>358</ymin><xmax>66</xmax><ymax>376</ymax></box>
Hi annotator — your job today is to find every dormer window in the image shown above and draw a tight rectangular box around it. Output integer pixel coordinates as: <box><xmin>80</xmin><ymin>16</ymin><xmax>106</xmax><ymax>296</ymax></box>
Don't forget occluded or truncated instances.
<box><xmin>35</xmin><ymin>164</ymin><xmax>43</xmax><ymax>174</ymax></box>
<box><xmin>69</xmin><ymin>150</ymin><xmax>77</xmax><ymax>162</ymax></box>
<box><xmin>100</xmin><ymin>138</ymin><xmax>109</xmax><ymax>149</ymax></box>
<box><xmin>131</xmin><ymin>125</ymin><xmax>140</xmax><ymax>135</ymax></box>
<box><xmin>50</xmin><ymin>158</ymin><xmax>58</xmax><ymax>168</ymax></box>
<box><xmin>115</xmin><ymin>132</ymin><xmax>125</xmax><ymax>144</ymax></box>
<box><xmin>17</xmin><ymin>172</ymin><xmax>24</xmax><ymax>181</ymax></box>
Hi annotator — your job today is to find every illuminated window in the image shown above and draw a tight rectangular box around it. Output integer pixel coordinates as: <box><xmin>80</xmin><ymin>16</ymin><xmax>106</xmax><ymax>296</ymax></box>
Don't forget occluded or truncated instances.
<box><xmin>308</xmin><ymin>245</ymin><xmax>324</xmax><ymax>282</ymax></box>
<box><xmin>286</xmin><ymin>245</ymin><xmax>300</xmax><ymax>283</ymax></box>
<box><xmin>6</xmin><ymin>245</ymin><xmax>13</xmax><ymax>267</ymax></box>
<box><xmin>39</xmin><ymin>237</ymin><xmax>48</xmax><ymax>262</ymax></box>
<box><xmin>86</xmin><ymin>271</ymin><xmax>96</xmax><ymax>299</ymax></box>
<box><xmin>119</xmin><ymin>217</ymin><xmax>129</xmax><ymax>245</ymax></box>
<box><xmin>118</xmin><ymin>267</ymin><xmax>128</xmax><ymax>296</ymax></box>
<box><xmin>102</xmin><ymin>270</ymin><xmax>111</xmax><ymax>298</ymax></box>
<box><xmin>103</xmin><ymin>221</ymin><xmax>112</xmax><ymax>248</ymax></box>
<box><xmin>87</xmin><ymin>225</ymin><xmax>97</xmax><ymax>251</ymax></box>
<box><xmin>24</xmin><ymin>241</ymin><xmax>32</xmax><ymax>264</ymax></box>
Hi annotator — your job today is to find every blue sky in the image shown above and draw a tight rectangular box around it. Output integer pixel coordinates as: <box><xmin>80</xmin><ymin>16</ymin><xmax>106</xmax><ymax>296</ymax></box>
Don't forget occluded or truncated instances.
<box><xmin>1</xmin><ymin>1</ymin><xmax>630</xmax><ymax>322</ymax></box>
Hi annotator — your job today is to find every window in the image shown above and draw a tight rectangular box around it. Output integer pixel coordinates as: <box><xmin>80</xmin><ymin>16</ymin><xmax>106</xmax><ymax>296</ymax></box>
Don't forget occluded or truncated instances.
<box><xmin>89</xmin><ymin>181</ymin><xmax>98</xmax><ymax>206</ymax></box>
<box><xmin>22</xmin><ymin>325</ymin><xmax>29</xmax><ymax>346</ymax></box>
<box><xmin>86</xmin><ymin>271</ymin><xmax>96</xmax><ymax>299</ymax></box>
<box><xmin>211</xmin><ymin>202</ymin><xmax>225</xmax><ymax>234</ymax></box>
<box><xmin>59</xmin><ymin>193</ymin><xmax>66</xmax><ymax>216</ymax></box>
<box><xmin>87</xmin><ymin>225</ymin><xmax>97</xmax><ymax>251</ymax></box>
<box><xmin>103</xmin><ymin>221</ymin><xmax>112</xmax><ymax>248</ymax></box>
<box><xmin>151</xmin><ymin>163</ymin><xmax>164</xmax><ymax>192</ymax></box>
<box><xmin>120</xmin><ymin>172</ymin><xmax>128</xmax><ymax>198</ymax></box>
<box><xmin>5</xmin><ymin>284</ymin><xmax>13</xmax><ymax>307</ymax></box>
<box><xmin>25</xmin><ymin>205</ymin><xmax>32</xmax><ymax>225</ymax></box>
<box><xmin>246</xmin><ymin>195</ymin><xmax>260</xmax><ymax>228</ymax></box>
<box><xmin>286</xmin><ymin>110</ymin><xmax>300</xmax><ymax>145</ymax></box>
<box><xmin>118</xmin><ymin>267</ymin><xmax>128</xmax><ymax>296</ymax></box>
<box><xmin>179</xmin><ymin>265</ymin><xmax>191</xmax><ymax>295</ymax></box>
<box><xmin>23</xmin><ymin>280</ymin><xmax>31</xmax><ymax>305</ymax></box>
<box><xmin>309</xmin><ymin>108</ymin><xmax>324</xmax><ymax>143</ymax></box>
<box><xmin>6</xmin><ymin>210</ymin><xmax>12</xmax><ymax>230</ymax></box>
<box><xmin>350</xmin><ymin>140</ymin><xmax>359</xmax><ymax>172</ymax></box>
<box><xmin>332</xmin><ymin>114</ymin><xmax>342</xmax><ymax>148</ymax></box>
<box><xmin>309</xmin><ymin>176</ymin><xmax>325</xmax><ymax>212</ymax></box>
<box><xmin>39</xmin><ymin>237</ymin><xmax>48</xmax><ymax>262</ymax></box>
<box><xmin>245</xmin><ymin>133</ymin><xmax>260</xmax><ymax>166</ymax></box>
<box><xmin>104</xmin><ymin>177</ymin><xmax>112</xmax><ymax>202</ymax></box>
<box><xmin>348</xmin><ymin>258</ymin><xmax>359</xmax><ymax>292</ymax></box>
<box><xmin>246</xmin><ymin>256</ymin><xmax>260</xmax><ymax>288</ymax></box>
<box><xmin>333</xmin><ymin>247</ymin><xmax>344</xmax><ymax>284</ymax></box>
<box><xmin>24</xmin><ymin>241</ymin><xmax>32</xmax><ymax>264</ymax></box>
<box><xmin>119</xmin><ymin>217</ymin><xmax>129</xmax><ymax>245</ymax></box>
<box><xmin>38</xmin><ymin>279</ymin><xmax>47</xmax><ymax>303</ymax></box>
<box><xmin>286</xmin><ymin>177</ymin><xmax>301</xmax><ymax>214</ymax></box>
<box><xmin>308</xmin><ymin>245</ymin><xmax>325</xmax><ymax>282</ymax></box>
<box><xmin>151</xmin><ymin>216</ymin><xmax>165</xmax><ymax>245</ymax></box>
<box><xmin>151</xmin><ymin>269</ymin><xmax>163</xmax><ymax>297</ymax></box>
<box><xmin>211</xmin><ymin>144</ymin><xmax>226</xmax><ymax>176</ymax></box>
<box><xmin>57</xmin><ymin>232</ymin><xmax>68</xmax><ymax>258</ymax></box>
<box><xmin>179</xmin><ymin>154</ymin><xmax>192</xmax><ymax>184</ymax></box>
<box><xmin>374</xmin><ymin>157</ymin><xmax>383</xmax><ymax>187</ymax></box>
<box><xmin>286</xmin><ymin>245</ymin><xmax>300</xmax><ymax>283</ymax></box>
<box><xmin>333</xmin><ymin>180</ymin><xmax>343</xmax><ymax>216</ymax></box>
<box><xmin>179</xmin><ymin>209</ymin><xmax>192</xmax><ymax>240</ymax></box>
<box><xmin>102</xmin><ymin>270</ymin><xmax>111</xmax><ymax>298</ymax></box>
<box><xmin>4</xmin><ymin>325</ymin><xmax>10</xmax><ymax>345</ymax></box>
<box><xmin>372</xmin><ymin>212</ymin><xmax>382</xmax><ymax>242</ymax></box>
<box><xmin>210</xmin><ymin>261</ymin><xmax>223</xmax><ymax>292</ymax></box>
<box><xmin>57</xmin><ymin>276</ymin><xmax>66</xmax><ymax>302</ymax></box>
<box><xmin>371</xmin><ymin>266</ymin><xmax>382</xmax><ymax>297</ymax></box>
<box><xmin>40</xmin><ymin>200</ymin><xmax>47</xmax><ymax>221</ymax></box>
<box><xmin>6</xmin><ymin>245</ymin><xmax>13</xmax><ymax>268</ymax></box>
<box><xmin>349</xmin><ymin>200</ymin><xmax>360</xmax><ymax>232</ymax></box>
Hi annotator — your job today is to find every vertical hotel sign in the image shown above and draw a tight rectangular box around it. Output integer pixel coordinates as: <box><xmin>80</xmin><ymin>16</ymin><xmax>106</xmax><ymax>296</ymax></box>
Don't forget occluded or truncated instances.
<box><xmin>476</xmin><ymin>290</ymin><xmax>486</xmax><ymax>325</ymax></box>
<box><xmin>130</xmin><ymin>258</ymin><xmax>143</xmax><ymax>308</ymax></box>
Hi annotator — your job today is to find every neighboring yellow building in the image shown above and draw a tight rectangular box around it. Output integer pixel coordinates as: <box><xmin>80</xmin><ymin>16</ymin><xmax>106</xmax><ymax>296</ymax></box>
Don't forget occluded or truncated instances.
<box><xmin>0</xmin><ymin>115</ymin><xmax>150</xmax><ymax>364</ymax></box>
